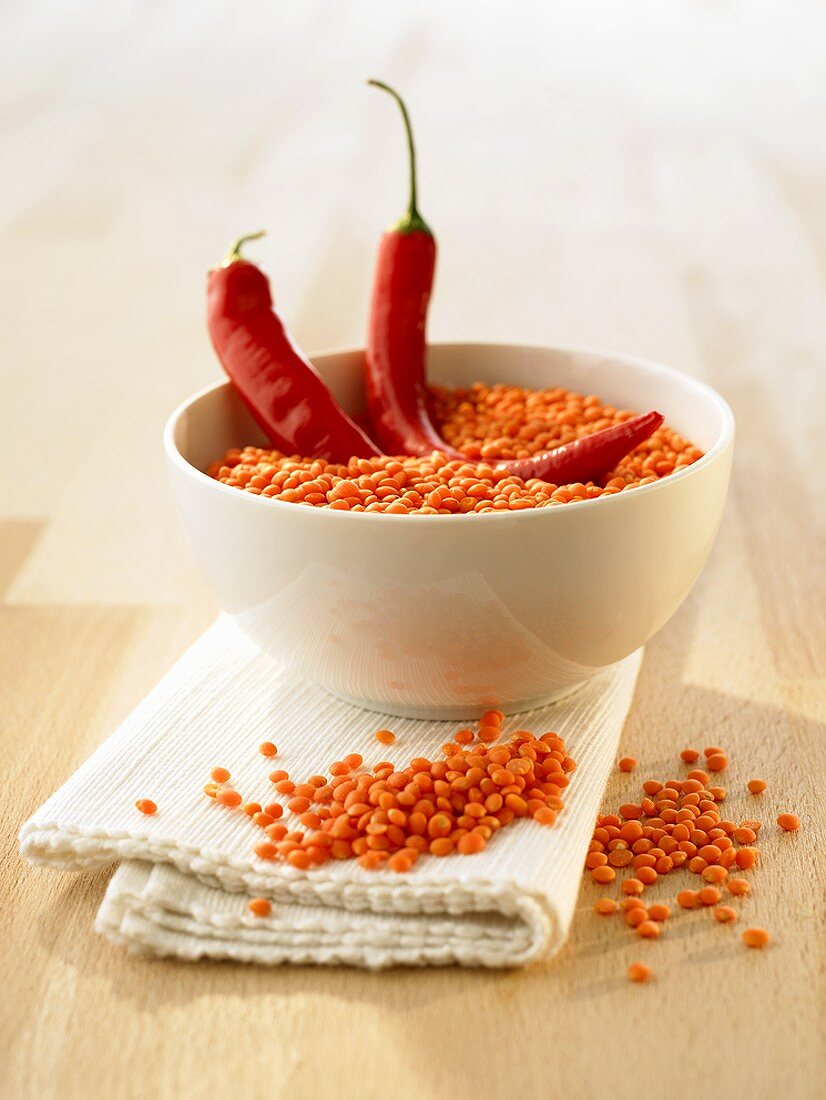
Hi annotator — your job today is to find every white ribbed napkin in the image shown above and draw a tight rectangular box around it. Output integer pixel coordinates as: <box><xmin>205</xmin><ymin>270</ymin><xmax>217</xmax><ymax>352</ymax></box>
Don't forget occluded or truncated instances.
<box><xmin>20</xmin><ymin>616</ymin><xmax>642</xmax><ymax>969</ymax></box>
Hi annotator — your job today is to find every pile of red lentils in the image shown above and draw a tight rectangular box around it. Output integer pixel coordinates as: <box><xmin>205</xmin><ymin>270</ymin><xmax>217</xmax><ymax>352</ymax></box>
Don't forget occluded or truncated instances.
<box><xmin>590</xmin><ymin>748</ymin><xmax>800</xmax><ymax>981</ymax></box>
<box><xmin>207</xmin><ymin>382</ymin><xmax>703</xmax><ymax>513</ymax></box>
<box><xmin>136</xmin><ymin>714</ymin><xmax>575</xmax><ymax>901</ymax></box>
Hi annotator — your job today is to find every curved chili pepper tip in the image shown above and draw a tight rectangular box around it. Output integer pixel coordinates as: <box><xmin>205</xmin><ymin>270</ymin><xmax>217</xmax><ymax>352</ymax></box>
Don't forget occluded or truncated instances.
<box><xmin>496</xmin><ymin>410</ymin><xmax>665</xmax><ymax>486</ymax></box>
<box><xmin>220</xmin><ymin>229</ymin><xmax>267</xmax><ymax>268</ymax></box>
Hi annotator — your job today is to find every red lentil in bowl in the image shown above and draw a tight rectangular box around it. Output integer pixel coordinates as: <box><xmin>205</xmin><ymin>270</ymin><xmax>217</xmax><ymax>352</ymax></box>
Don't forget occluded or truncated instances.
<box><xmin>207</xmin><ymin>381</ymin><xmax>704</xmax><ymax>515</ymax></box>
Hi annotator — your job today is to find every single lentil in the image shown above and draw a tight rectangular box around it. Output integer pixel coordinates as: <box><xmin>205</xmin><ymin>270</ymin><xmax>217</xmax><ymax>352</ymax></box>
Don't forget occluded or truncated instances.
<box><xmin>135</xmin><ymin>799</ymin><xmax>157</xmax><ymax>815</ymax></box>
<box><xmin>714</xmin><ymin>906</ymin><xmax>738</xmax><ymax>923</ymax></box>
<box><xmin>727</xmin><ymin>878</ymin><xmax>752</xmax><ymax>897</ymax></box>
<box><xmin>627</xmin><ymin>962</ymin><xmax>653</xmax><ymax>982</ymax></box>
<box><xmin>648</xmin><ymin>903</ymin><xmax>671</xmax><ymax>922</ymax></box>
<box><xmin>636</xmin><ymin>920</ymin><xmax>661</xmax><ymax>939</ymax></box>
<box><xmin>621</xmin><ymin>878</ymin><xmax>645</xmax><ymax>896</ymax></box>
<box><xmin>742</xmin><ymin>927</ymin><xmax>771</xmax><ymax>949</ymax></box>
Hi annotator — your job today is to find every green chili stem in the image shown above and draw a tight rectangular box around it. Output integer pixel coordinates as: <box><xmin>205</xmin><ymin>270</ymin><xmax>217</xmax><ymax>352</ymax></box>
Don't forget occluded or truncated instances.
<box><xmin>222</xmin><ymin>229</ymin><xmax>267</xmax><ymax>267</ymax></box>
<box><xmin>368</xmin><ymin>79</ymin><xmax>432</xmax><ymax>236</ymax></box>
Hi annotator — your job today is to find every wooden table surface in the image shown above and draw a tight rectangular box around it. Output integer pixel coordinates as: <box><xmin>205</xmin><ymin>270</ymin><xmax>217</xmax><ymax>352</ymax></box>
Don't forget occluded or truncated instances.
<box><xmin>2</xmin><ymin>3</ymin><xmax>824</xmax><ymax>1098</ymax></box>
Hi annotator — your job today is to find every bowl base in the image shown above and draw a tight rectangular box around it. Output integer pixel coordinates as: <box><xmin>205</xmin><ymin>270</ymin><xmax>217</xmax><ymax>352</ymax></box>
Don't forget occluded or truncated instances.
<box><xmin>325</xmin><ymin>678</ymin><xmax>592</xmax><ymax>723</ymax></box>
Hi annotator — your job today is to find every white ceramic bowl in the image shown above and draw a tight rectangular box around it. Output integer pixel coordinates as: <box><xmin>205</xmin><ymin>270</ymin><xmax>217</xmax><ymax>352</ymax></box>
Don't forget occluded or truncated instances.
<box><xmin>165</xmin><ymin>343</ymin><xmax>733</xmax><ymax>719</ymax></box>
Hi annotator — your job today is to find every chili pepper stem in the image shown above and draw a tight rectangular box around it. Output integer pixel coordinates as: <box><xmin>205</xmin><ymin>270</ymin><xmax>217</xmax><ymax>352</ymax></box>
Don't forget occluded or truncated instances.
<box><xmin>221</xmin><ymin>229</ymin><xmax>267</xmax><ymax>268</ymax></box>
<box><xmin>368</xmin><ymin>79</ymin><xmax>432</xmax><ymax>236</ymax></box>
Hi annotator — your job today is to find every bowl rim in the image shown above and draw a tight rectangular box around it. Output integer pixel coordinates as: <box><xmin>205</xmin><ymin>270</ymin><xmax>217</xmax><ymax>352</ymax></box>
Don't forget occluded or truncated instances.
<box><xmin>163</xmin><ymin>340</ymin><xmax>735</xmax><ymax>524</ymax></box>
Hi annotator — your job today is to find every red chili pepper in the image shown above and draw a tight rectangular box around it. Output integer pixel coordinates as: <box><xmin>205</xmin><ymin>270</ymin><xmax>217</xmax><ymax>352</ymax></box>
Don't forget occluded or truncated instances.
<box><xmin>207</xmin><ymin>231</ymin><xmax>380</xmax><ymax>462</ymax></box>
<box><xmin>502</xmin><ymin>410</ymin><xmax>664</xmax><ymax>484</ymax></box>
<box><xmin>365</xmin><ymin>80</ymin><xmax>462</xmax><ymax>458</ymax></box>
<box><xmin>366</xmin><ymin>81</ymin><xmax>663</xmax><ymax>486</ymax></box>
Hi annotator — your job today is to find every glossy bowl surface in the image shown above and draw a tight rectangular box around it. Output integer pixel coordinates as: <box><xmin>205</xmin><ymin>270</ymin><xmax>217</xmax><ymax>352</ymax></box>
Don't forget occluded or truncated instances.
<box><xmin>165</xmin><ymin>343</ymin><xmax>734</xmax><ymax>718</ymax></box>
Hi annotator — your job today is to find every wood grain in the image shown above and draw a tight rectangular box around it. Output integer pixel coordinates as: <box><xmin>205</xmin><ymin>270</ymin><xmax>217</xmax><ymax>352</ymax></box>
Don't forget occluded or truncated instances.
<box><xmin>2</xmin><ymin>3</ymin><xmax>824</xmax><ymax>1098</ymax></box>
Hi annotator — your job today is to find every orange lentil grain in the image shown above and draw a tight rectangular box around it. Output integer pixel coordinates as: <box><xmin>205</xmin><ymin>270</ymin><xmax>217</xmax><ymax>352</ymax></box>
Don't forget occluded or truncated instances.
<box><xmin>457</xmin><ymin>831</ymin><xmax>486</xmax><ymax>855</ymax></box>
<box><xmin>618</xmin><ymin>757</ymin><xmax>637</xmax><ymax>772</ymax></box>
<box><xmin>702</xmin><ymin>865</ymin><xmax>728</xmax><ymax>885</ymax></box>
<box><xmin>677</xmin><ymin>890</ymin><xmax>699</xmax><ymax>909</ymax></box>
<box><xmin>621</xmin><ymin>897</ymin><xmax>646</xmax><ymax>911</ymax></box>
<box><xmin>216</xmin><ymin>789</ymin><xmax>242</xmax><ymax>808</ymax></box>
<box><xmin>647</xmin><ymin>903</ymin><xmax>670</xmax><ymax>922</ymax></box>
<box><xmin>595</xmin><ymin>898</ymin><xmax>617</xmax><ymax>915</ymax></box>
<box><xmin>248</xmin><ymin>898</ymin><xmax>271</xmax><ymax>917</ymax></box>
<box><xmin>747</xmin><ymin>779</ymin><xmax>767</xmax><ymax>794</ymax></box>
<box><xmin>621</xmin><ymin>878</ymin><xmax>645</xmax><ymax>896</ymax></box>
<box><xmin>742</xmin><ymin>927</ymin><xmax>770</xmax><ymax>948</ymax></box>
<box><xmin>387</xmin><ymin>851</ymin><xmax>413</xmax><ymax>873</ymax></box>
<box><xmin>210</xmin><ymin>767</ymin><xmax>230</xmax><ymax>783</ymax></box>
<box><xmin>375</xmin><ymin>729</ymin><xmax>396</xmax><ymax>745</ymax></box>
<box><xmin>680</xmin><ymin>749</ymin><xmax>700</xmax><ymax>764</ymax></box>
<box><xmin>777</xmin><ymin>813</ymin><xmax>800</xmax><ymax>832</ymax></box>
<box><xmin>727</xmin><ymin>878</ymin><xmax>751</xmax><ymax>896</ymax></box>
<box><xmin>697</xmin><ymin>886</ymin><xmax>722</xmax><ymax>906</ymax></box>
<box><xmin>626</xmin><ymin>907</ymin><xmax>649</xmax><ymax>928</ymax></box>
<box><xmin>591</xmin><ymin>866</ymin><xmax>616</xmax><ymax>884</ymax></box>
<box><xmin>287</xmin><ymin>849</ymin><xmax>312</xmax><ymax>870</ymax></box>
<box><xmin>706</xmin><ymin>753</ymin><xmax>727</xmax><ymax>773</ymax></box>
<box><xmin>735</xmin><ymin>847</ymin><xmax>758</xmax><ymax>870</ymax></box>
<box><xmin>533</xmin><ymin>807</ymin><xmax>557</xmax><ymax>826</ymax></box>
<box><xmin>259</xmin><ymin>742</ymin><xmax>277</xmax><ymax>757</ymax></box>
<box><xmin>714</xmin><ymin>905</ymin><xmax>738</xmax><ymax>923</ymax></box>
<box><xmin>135</xmin><ymin>799</ymin><xmax>157</xmax><ymax>815</ymax></box>
<box><xmin>430</xmin><ymin>837</ymin><xmax>455</xmax><ymax>857</ymax></box>
<box><xmin>627</xmin><ymin>962</ymin><xmax>652</xmax><ymax>982</ymax></box>
<box><xmin>636</xmin><ymin>920</ymin><xmax>660</xmax><ymax>939</ymax></box>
